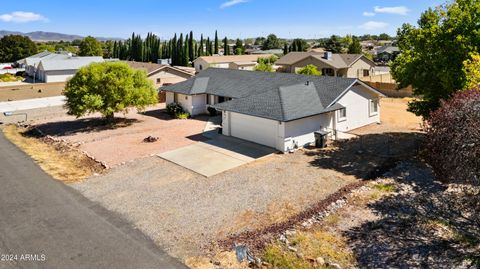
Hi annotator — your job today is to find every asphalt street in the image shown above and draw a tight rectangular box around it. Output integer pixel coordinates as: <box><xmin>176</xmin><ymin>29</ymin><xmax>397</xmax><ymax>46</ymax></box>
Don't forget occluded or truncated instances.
<box><xmin>0</xmin><ymin>131</ymin><xmax>188</xmax><ymax>269</ymax></box>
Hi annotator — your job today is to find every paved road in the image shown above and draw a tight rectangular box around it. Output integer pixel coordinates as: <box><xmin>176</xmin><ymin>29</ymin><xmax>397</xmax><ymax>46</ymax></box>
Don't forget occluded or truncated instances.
<box><xmin>0</xmin><ymin>96</ymin><xmax>65</xmax><ymax>113</ymax></box>
<box><xmin>0</xmin><ymin>132</ymin><xmax>188</xmax><ymax>269</ymax></box>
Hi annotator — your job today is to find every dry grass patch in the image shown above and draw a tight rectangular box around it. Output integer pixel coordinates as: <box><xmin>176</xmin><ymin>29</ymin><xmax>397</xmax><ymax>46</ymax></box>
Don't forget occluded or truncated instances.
<box><xmin>2</xmin><ymin>124</ymin><xmax>103</xmax><ymax>183</ymax></box>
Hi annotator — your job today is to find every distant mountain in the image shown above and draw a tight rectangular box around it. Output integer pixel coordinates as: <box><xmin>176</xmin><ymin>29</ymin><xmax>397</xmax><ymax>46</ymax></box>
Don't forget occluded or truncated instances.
<box><xmin>0</xmin><ymin>30</ymin><xmax>123</xmax><ymax>42</ymax></box>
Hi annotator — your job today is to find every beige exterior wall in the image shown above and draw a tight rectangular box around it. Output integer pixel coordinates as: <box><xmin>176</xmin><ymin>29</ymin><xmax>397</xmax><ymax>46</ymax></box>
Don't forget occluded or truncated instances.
<box><xmin>346</xmin><ymin>58</ymin><xmax>375</xmax><ymax>78</ymax></box>
<box><xmin>148</xmin><ymin>70</ymin><xmax>191</xmax><ymax>86</ymax></box>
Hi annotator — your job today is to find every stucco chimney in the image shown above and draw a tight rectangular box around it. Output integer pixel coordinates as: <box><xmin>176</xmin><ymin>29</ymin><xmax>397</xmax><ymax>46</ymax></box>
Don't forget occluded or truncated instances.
<box><xmin>324</xmin><ymin>51</ymin><xmax>332</xmax><ymax>60</ymax></box>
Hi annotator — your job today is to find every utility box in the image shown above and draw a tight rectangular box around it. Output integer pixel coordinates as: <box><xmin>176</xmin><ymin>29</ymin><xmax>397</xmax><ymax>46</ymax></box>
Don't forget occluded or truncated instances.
<box><xmin>314</xmin><ymin>130</ymin><xmax>329</xmax><ymax>148</ymax></box>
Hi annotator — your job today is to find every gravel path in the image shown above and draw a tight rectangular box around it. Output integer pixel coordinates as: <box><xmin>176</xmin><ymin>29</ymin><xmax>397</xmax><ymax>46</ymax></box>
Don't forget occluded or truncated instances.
<box><xmin>72</xmin><ymin>151</ymin><xmax>357</xmax><ymax>259</ymax></box>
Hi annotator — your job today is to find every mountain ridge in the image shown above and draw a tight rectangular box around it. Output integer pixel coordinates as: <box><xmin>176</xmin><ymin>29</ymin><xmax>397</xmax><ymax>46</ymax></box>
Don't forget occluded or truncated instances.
<box><xmin>0</xmin><ymin>30</ymin><xmax>124</xmax><ymax>42</ymax></box>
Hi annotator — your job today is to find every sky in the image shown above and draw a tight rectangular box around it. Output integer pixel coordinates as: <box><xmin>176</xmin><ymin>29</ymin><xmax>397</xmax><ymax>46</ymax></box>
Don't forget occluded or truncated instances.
<box><xmin>0</xmin><ymin>0</ymin><xmax>444</xmax><ymax>39</ymax></box>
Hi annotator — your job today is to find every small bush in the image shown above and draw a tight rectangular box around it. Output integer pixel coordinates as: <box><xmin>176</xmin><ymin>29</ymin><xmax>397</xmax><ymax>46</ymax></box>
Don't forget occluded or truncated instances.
<box><xmin>175</xmin><ymin>111</ymin><xmax>190</xmax><ymax>119</ymax></box>
<box><xmin>425</xmin><ymin>88</ymin><xmax>480</xmax><ymax>183</ymax></box>
<box><xmin>166</xmin><ymin>102</ymin><xmax>183</xmax><ymax>116</ymax></box>
<box><xmin>207</xmin><ymin>106</ymin><xmax>218</xmax><ymax>116</ymax></box>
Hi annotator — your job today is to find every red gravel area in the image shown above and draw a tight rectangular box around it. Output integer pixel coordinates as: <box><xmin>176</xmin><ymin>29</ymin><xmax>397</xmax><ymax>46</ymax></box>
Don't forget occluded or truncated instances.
<box><xmin>34</xmin><ymin>104</ymin><xmax>208</xmax><ymax>167</ymax></box>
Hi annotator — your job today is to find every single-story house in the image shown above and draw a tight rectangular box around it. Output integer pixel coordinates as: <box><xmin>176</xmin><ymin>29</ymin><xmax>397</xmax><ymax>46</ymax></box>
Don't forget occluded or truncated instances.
<box><xmin>193</xmin><ymin>54</ymin><xmax>273</xmax><ymax>72</ymax></box>
<box><xmin>276</xmin><ymin>51</ymin><xmax>376</xmax><ymax>78</ymax></box>
<box><xmin>123</xmin><ymin>61</ymin><xmax>194</xmax><ymax>86</ymax></box>
<box><xmin>17</xmin><ymin>51</ymin><xmax>71</xmax><ymax>77</ymax></box>
<box><xmin>162</xmin><ymin>68</ymin><xmax>384</xmax><ymax>152</ymax></box>
<box><xmin>36</xmin><ymin>56</ymin><xmax>104</xmax><ymax>83</ymax></box>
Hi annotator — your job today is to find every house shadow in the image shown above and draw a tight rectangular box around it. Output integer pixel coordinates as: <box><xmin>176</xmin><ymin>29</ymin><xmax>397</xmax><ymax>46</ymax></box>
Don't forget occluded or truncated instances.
<box><xmin>304</xmin><ymin>132</ymin><xmax>425</xmax><ymax>180</ymax></box>
<box><xmin>343</xmin><ymin>160</ymin><xmax>480</xmax><ymax>268</ymax></box>
<box><xmin>31</xmin><ymin>117</ymin><xmax>140</xmax><ymax>137</ymax></box>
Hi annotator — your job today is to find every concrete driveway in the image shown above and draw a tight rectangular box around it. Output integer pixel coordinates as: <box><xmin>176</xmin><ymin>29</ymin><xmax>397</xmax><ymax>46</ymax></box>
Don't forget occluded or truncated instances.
<box><xmin>158</xmin><ymin>134</ymin><xmax>277</xmax><ymax>177</ymax></box>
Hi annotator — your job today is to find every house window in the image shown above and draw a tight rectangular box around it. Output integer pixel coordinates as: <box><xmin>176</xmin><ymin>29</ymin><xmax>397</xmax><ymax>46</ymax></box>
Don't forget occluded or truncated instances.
<box><xmin>322</xmin><ymin>68</ymin><xmax>335</xmax><ymax>76</ymax></box>
<box><xmin>206</xmin><ymin>94</ymin><xmax>211</xmax><ymax>105</ymax></box>
<box><xmin>338</xmin><ymin>108</ymin><xmax>347</xmax><ymax>122</ymax></box>
<box><xmin>369</xmin><ymin>99</ymin><xmax>379</xmax><ymax>116</ymax></box>
<box><xmin>363</xmin><ymin>69</ymin><xmax>370</xmax><ymax>77</ymax></box>
<box><xmin>199</xmin><ymin>65</ymin><xmax>203</xmax><ymax>70</ymax></box>
<box><xmin>174</xmin><ymin>93</ymin><xmax>178</xmax><ymax>103</ymax></box>
<box><xmin>156</xmin><ymin>78</ymin><xmax>161</xmax><ymax>84</ymax></box>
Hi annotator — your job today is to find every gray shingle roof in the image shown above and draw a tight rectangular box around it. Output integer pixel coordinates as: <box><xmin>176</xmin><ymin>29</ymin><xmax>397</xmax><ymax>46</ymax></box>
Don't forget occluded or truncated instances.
<box><xmin>162</xmin><ymin>68</ymin><xmax>358</xmax><ymax>121</ymax></box>
<box><xmin>276</xmin><ymin>52</ymin><xmax>367</xmax><ymax>69</ymax></box>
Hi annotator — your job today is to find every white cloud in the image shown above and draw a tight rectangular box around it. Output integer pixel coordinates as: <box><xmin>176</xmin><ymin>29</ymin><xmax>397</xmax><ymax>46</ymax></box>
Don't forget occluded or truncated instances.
<box><xmin>363</xmin><ymin>11</ymin><xmax>376</xmax><ymax>17</ymax></box>
<box><xmin>0</xmin><ymin>11</ymin><xmax>48</xmax><ymax>23</ymax></box>
<box><xmin>220</xmin><ymin>0</ymin><xmax>248</xmax><ymax>9</ymax></box>
<box><xmin>374</xmin><ymin>6</ymin><xmax>410</xmax><ymax>16</ymax></box>
<box><xmin>359</xmin><ymin>21</ymin><xmax>389</xmax><ymax>30</ymax></box>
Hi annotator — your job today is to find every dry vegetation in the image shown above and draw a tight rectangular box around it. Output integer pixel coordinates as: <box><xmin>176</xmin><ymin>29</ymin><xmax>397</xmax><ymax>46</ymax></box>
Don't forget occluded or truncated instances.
<box><xmin>2</xmin><ymin>124</ymin><xmax>104</xmax><ymax>183</ymax></box>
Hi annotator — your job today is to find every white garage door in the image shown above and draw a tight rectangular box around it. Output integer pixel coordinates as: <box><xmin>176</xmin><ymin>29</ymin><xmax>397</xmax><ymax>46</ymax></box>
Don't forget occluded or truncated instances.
<box><xmin>230</xmin><ymin>112</ymin><xmax>278</xmax><ymax>148</ymax></box>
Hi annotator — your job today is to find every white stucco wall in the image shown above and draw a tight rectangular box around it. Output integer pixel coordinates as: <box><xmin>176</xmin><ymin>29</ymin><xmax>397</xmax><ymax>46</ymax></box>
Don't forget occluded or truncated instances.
<box><xmin>283</xmin><ymin>113</ymin><xmax>334</xmax><ymax>151</ymax></box>
<box><xmin>192</xmin><ymin>94</ymin><xmax>207</xmax><ymax>115</ymax></box>
<box><xmin>335</xmin><ymin>85</ymin><xmax>380</xmax><ymax>132</ymax></box>
<box><xmin>166</xmin><ymin>92</ymin><xmax>174</xmax><ymax>104</ymax></box>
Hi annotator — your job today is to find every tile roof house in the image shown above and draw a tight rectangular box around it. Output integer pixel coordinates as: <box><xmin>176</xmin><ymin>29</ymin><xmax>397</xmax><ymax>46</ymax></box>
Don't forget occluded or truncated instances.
<box><xmin>276</xmin><ymin>51</ymin><xmax>376</xmax><ymax>78</ymax></box>
<box><xmin>193</xmin><ymin>54</ymin><xmax>273</xmax><ymax>72</ymax></box>
<box><xmin>162</xmin><ymin>68</ymin><xmax>384</xmax><ymax>151</ymax></box>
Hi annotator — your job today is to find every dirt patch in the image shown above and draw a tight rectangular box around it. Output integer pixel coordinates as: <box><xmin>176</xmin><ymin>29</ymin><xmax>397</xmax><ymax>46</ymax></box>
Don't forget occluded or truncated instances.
<box><xmin>351</xmin><ymin>98</ymin><xmax>423</xmax><ymax>135</ymax></box>
<box><xmin>2</xmin><ymin>124</ymin><xmax>104</xmax><ymax>183</ymax></box>
<box><xmin>0</xmin><ymin>82</ymin><xmax>64</xmax><ymax>101</ymax></box>
<box><xmin>32</xmin><ymin>104</ymin><xmax>208</xmax><ymax>167</ymax></box>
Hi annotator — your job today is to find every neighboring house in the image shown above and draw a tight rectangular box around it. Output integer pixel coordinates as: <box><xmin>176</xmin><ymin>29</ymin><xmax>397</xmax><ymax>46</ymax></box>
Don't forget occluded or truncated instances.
<box><xmin>162</xmin><ymin>68</ymin><xmax>384</xmax><ymax>152</ymax></box>
<box><xmin>276</xmin><ymin>51</ymin><xmax>376</xmax><ymax>78</ymax></box>
<box><xmin>123</xmin><ymin>61</ymin><xmax>194</xmax><ymax>86</ymax></box>
<box><xmin>249</xmin><ymin>49</ymin><xmax>284</xmax><ymax>55</ymax></box>
<box><xmin>36</xmin><ymin>56</ymin><xmax>104</xmax><ymax>83</ymax></box>
<box><xmin>375</xmin><ymin>46</ymin><xmax>400</xmax><ymax>63</ymax></box>
<box><xmin>17</xmin><ymin>51</ymin><xmax>71</xmax><ymax>77</ymax></box>
<box><xmin>193</xmin><ymin>55</ymin><xmax>273</xmax><ymax>72</ymax></box>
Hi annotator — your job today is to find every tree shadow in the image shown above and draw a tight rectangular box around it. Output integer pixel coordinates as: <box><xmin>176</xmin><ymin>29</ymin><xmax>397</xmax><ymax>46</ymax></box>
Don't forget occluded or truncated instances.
<box><xmin>32</xmin><ymin>117</ymin><xmax>140</xmax><ymax>137</ymax></box>
<box><xmin>305</xmin><ymin>132</ymin><xmax>425</xmax><ymax>180</ymax></box>
<box><xmin>344</xmin><ymin>161</ymin><xmax>480</xmax><ymax>268</ymax></box>
<box><xmin>141</xmin><ymin>109</ymin><xmax>176</xmax><ymax>121</ymax></box>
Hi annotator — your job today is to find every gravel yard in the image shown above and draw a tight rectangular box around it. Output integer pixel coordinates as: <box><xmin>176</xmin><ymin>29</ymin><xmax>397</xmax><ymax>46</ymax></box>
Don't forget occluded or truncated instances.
<box><xmin>72</xmin><ymin>150</ymin><xmax>357</xmax><ymax>259</ymax></box>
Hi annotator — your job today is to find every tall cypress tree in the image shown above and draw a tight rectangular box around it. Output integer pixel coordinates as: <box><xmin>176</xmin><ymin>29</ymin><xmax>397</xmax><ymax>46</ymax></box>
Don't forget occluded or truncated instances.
<box><xmin>223</xmin><ymin>37</ymin><xmax>229</xmax><ymax>55</ymax></box>
<box><xmin>188</xmin><ymin>31</ymin><xmax>194</xmax><ymax>62</ymax></box>
<box><xmin>206</xmin><ymin>37</ymin><xmax>211</xmax><ymax>56</ymax></box>
<box><xmin>171</xmin><ymin>34</ymin><xmax>177</xmax><ymax>65</ymax></box>
<box><xmin>198</xmin><ymin>34</ymin><xmax>204</xmax><ymax>56</ymax></box>
<box><xmin>214</xmin><ymin>30</ymin><xmax>219</xmax><ymax>55</ymax></box>
<box><xmin>283</xmin><ymin>43</ymin><xmax>288</xmax><ymax>55</ymax></box>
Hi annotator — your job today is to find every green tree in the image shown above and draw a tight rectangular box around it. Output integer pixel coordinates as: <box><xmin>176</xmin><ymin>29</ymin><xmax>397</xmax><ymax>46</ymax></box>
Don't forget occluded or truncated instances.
<box><xmin>0</xmin><ymin>35</ymin><xmax>37</xmax><ymax>62</ymax></box>
<box><xmin>348</xmin><ymin>37</ymin><xmax>362</xmax><ymax>54</ymax></box>
<box><xmin>214</xmin><ymin>30</ymin><xmax>219</xmax><ymax>54</ymax></box>
<box><xmin>198</xmin><ymin>34</ymin><xmax>204</xmax><ymax>56</ymax></box>
<box><xmin>391</xmin><ymin>0</ymin><xmax>480</xmax><ymax>118</ymax></box>
<box><xmin>234</xmin><ymin>39</ymin><xmax>244</xmax><ymax>55</ymax></box>
<box><xmin>64</xmin><ymin>62</ymin><xmax>157</xmax><ymax>122</ymax></box>
<box><xmin>463</xmin><ymin>53</ymin><xmax>480</xmax><ymax>90</ymax></box>
<box><xmin>290</xmin><ymin>38</ymin><xmax>308</xmax><ymax>52</ymax></box>
<box><xmin>78</xmin><ymin>36</ymin><xmax>103</xmax><ymax>56</ymax></box>
<box><xmin>254</xmin><ymin>62</ymin><xmax>273</xmax><ymax>72</ymax></box>
<box><xmin>223</xmin><ymin>37</ymin><xmax>230</xmax><ymax>55</ymax></box>
<box><xmin>262</xmin><ymin>34</ymin><xmax>280</xmax><ymax>50</ymax></box>
<box><xmin>378</xmin><ymin>33</ymin><xmax>391</xmax><ymax>40</ymax></box>
<box><xmin>296</xmin><ymin>64</ymin><xmax>322</xmax><ymax>76</ymax></box>
<box><xmin>324</xmin><ymin>35</ymin><xmax>343</xmax><ymax>53</ymax></box>
<box><xmin>283</xmin><ymin>43</ymin><xmax>289</xmax><ymax>55</ymax></box>
<box><xmin>254</xmin><ymin>37</ymin><xmax>266</xmax><ymax>46</ymax></box>
<box><xmin>188</xmin><ymin>31</ymin><xmax>195</xmax><ymax>62</ymax></box>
